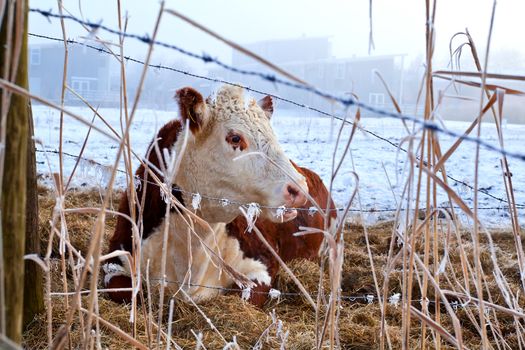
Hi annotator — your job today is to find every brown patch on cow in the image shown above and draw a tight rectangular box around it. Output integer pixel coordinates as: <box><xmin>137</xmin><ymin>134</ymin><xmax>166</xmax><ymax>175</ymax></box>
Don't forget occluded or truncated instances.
<box><xmin>257</xmin><ymin>95</ymin><xmax>273</xmax><ymax>119</ymax></box>
<box><xmin>107</xmin><ymin>120</ymin><xmax>184</xmax><ymax>296</ymax></box>
<box><xmin>226</xmin><ymin>162</ymin><xmax>336</xmax><ymax>307</ymax></box>
<box><xmin>175</xmin><ymin>87</ymin><xmax>207</xmax><ymax>133</ymax></box>
<box><xmin>109</xmin><ymin>119</ymin><xmax>182</xmax><ymax>251</ymax></box>
<box><xmin>105</xmin><ymin>275</ymin><xmax>133</xmax><ymax>304</ymax></box>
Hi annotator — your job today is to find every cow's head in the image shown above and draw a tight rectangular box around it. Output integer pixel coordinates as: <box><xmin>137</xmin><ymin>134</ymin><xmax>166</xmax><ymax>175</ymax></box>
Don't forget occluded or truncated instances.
<box><xmin>172</xmin><ymin>85</ymin><xmax>308</xmax><ymax>224</ymax></box>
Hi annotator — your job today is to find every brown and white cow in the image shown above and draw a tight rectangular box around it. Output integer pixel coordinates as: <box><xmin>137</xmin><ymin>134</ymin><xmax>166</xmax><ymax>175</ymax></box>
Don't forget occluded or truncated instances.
<box><xmin>104</xmin><ymin>85</ymin><xmax>309</xmax><ymax>303</ymax></box>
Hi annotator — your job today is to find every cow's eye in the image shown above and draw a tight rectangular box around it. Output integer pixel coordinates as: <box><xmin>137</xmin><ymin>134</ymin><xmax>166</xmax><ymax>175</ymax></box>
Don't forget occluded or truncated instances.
<box><xmin>226</xmin><ymin>133</ymin><xmax>242</xmax><ymax>144</ymax></box>
<box><xmin>226</xmin><ymin>133</ymin><xmax>247</xmax><ymax>150</ymax></box>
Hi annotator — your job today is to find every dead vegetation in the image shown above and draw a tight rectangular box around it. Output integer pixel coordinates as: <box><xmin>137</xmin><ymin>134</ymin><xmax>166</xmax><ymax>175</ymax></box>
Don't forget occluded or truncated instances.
<box><xmin>24</xmin><ymin>187</ymin><xmax>525</xmax><ymax>349</ymax></box>
<box><xmin>1</xmin><ymin>1</ymin><xmax>521</xmax><ymax>349</ymax></box>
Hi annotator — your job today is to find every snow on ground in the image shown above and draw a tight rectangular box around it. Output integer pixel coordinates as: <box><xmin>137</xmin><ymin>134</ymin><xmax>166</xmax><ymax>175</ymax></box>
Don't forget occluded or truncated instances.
<box><xmin>33</xmin><ymin>104</ymin><xmax>525</xmax><ymax>227</ymax></box>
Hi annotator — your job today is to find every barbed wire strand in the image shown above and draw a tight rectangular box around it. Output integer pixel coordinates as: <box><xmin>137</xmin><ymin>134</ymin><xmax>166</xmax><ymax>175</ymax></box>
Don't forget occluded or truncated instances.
<box><xmin>27</xmin><ymin>8</ymin><xmax>525</xmax><ymax>165</ymax></box>
<box><xmin>147</xmin><ymin>277</ymin><xmax>485</xmax><ymax>310</ymax></box>
<box><xmin>50</xmin><ymin>254</ymin><xmax>476</xmax><ymax>309</ymax></box>
<box><xmin>36</xmin><ymin>148</ymin><xmax>525</xmax><ymax>212</ymax></box>
<box><xmin>77</xmin><ymin>262</ymin><xmax>477</xmax><ymax>309</ymax></box>
<box><xmin>28</xmin><ymin>32</ymin><xmax>525</xmax><ymax>209</ymax></box>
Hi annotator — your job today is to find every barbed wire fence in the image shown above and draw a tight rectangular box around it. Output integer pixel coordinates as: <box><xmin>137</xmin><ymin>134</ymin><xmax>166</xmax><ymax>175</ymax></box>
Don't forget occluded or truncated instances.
<box><xmin>27</xmin><ymin>27</ymin><xmax>525</xmax><ymax>210</ymax></box>
<box><xmin>27</xmin><ymin>32</ymin><xmax>520</xmax><ymax>208</ymax></box>
<box><xmin>28</xmin><ymin>8</ymin><xmax>525</xmax><ymax>164</ymax></box>
<box><xmin>23</xmin><ymin>5</ymin><xmax>525</xmax><ymax>334</ymax></box>
<box><xmin>46</xmin><ymin>257</ymin><xmax>481</xmax><ymax>311</ymax></box>
<box><xmin>36</xmin><ymin>148</ymin><xmax>524</xmax><ymax>213</ymax></box>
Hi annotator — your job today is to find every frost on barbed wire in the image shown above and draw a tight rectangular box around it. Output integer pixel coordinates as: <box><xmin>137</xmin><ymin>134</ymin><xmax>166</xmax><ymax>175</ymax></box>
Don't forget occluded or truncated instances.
<box><xmin>389</xmin><ymin>293</ymin><xmax>401</xmax><ymax>308</ymax></box>
<box><xmin>308</xmin><ymin>206</ymin><xmax>318</xmax><ymax>216</ymax></box>
<box><xmin>192</xmin><ymin>193</ymin><xmax>202</xmax><ymax>210</ymax></box>
<box><xmin>220</xmin><ymin>198</ymin><xmax>230</xmax><ymax>207</ymax></box>
<box><xmin>459</xmin><ymin>177</ymin><xmax>472</xmax><ymax>198</ymax></box>
<box><xmin>244</xmin><ymin>203</ymin><xmax>261</xmax><ymax>232</ymax></box>
<box><xmin>366</xmin><ymin>294</ymin><xmax>375</xmax><ymax>304</ymax></box>
<box><xmin>268</xmin><ymin>288</ymin><xmax>281</xmax><ymax>300</ymax></box>
<box><xmin>274</xmin><ymin>205</ymin><xmax>286</xmax><ymax>221</ymax></box>
<box><xmin>241</xmin><ymin>287</ymin><xmax>252</xmax><ymax>301</ymax></box>
<box><xmin>363</xmin><ymin>205</ymin><xmax>379</xmax><ymax>224</ymax></box>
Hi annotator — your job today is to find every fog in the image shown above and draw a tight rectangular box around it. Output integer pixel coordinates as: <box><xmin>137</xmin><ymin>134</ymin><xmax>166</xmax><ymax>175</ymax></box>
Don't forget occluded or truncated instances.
<box><xmin>28</xmin><ymin>0</ymin><xmax>525</xmax><ymax>122</ymax></box>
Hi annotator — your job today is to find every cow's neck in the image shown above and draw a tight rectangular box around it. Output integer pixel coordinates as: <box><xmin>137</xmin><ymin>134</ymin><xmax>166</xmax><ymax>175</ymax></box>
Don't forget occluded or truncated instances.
<box><xmin>172</xmin><ymin>139</ymin><xmax>239</xmax><ymax>225</ymax></box>
<box><xmin>174</xmin><ymin>173</ymin><xmax>239</xmax><ymax>225</ymax></box>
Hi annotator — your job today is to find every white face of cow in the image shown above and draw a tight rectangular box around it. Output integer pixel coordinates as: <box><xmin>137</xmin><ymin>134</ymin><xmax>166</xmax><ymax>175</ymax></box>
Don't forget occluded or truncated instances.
<box><xmin>172</xmin><ymin>85</ymin><xmax>308</xmax><ymax>224</ymax></box>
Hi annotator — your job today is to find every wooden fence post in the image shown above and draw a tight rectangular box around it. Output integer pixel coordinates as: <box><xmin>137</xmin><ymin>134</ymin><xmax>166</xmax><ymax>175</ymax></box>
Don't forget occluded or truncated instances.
<box><xmin>0</xmin><ymin>0</ymin><xmax>38</xmax><ymax>344</ymax></box>
<box><xmin>23</xmin><ymin>99</ymin><xmax>43</xmax><ymax>329</ymax></box>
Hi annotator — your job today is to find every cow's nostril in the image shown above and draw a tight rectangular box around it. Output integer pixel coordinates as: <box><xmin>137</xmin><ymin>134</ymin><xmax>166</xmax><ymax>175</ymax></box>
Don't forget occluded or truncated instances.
<box><xmin>287</xmin><ymin>184</ymin><xmax>299</xmax><ymax>198</ymax></box>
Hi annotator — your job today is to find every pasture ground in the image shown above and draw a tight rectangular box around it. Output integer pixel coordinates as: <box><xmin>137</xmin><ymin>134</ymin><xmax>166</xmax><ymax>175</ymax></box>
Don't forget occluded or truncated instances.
<box><xmin>23</xmin><ymin>187</ymin><xmax>525</xmax><ymax>349</ymax></box>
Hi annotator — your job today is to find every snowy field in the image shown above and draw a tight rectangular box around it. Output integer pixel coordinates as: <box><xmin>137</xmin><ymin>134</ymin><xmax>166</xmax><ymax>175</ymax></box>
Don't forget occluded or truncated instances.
<box><xmin>33</xmin><ymin>104</ymin><xmax>525</xmax><ymax>227</ymax></box>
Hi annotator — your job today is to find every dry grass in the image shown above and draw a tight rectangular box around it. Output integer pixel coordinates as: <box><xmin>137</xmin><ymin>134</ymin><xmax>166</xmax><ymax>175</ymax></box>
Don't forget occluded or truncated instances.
<box><xmin>23</xmin><ymin>187</ymin><xmax>525</xmax><ymax>349</ymax></box>
<box><xmin>37</xmin><ymin>184</ymin><xmax>121</xmax><ymax>258</ymax></box>
<box><xmin>8</xmin><ymin>3</ymin><xmax>524</xmax><ymax>349</ymax></box>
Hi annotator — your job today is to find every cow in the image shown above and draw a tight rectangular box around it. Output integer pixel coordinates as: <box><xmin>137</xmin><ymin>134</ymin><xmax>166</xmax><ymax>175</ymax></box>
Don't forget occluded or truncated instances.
<box><xmin>104</xmin><ymin>85</ymin><xmax>309</xmax><ymax>303</ymax></box>
<box><xmin>226</xmin><ymin>163</ymin><xmax>337</xmax><ymax>306</ymax></box>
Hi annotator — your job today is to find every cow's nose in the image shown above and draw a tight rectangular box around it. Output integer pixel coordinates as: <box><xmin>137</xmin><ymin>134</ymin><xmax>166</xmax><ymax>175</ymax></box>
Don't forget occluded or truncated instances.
<box><xmin>283</xmin><ymin>181</ymin><xmax>307</xmax><ymax>207</ymax></box>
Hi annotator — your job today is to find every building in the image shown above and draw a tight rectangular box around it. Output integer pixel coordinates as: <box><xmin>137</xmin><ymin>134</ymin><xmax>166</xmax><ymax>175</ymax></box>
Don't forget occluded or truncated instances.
<box><xmin>29</xmin><ymin>43</ymin><xmax>119</xmax><ymax>105</ymax></box>
<box><xmin>210</xmin><ymin>36</ymin><xmax>405</xmax><ymax>114</ymax></box>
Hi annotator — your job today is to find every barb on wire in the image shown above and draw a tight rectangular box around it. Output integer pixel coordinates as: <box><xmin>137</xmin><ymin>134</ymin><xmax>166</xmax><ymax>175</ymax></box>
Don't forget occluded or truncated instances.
<box><xmin>28</xmin><ymin>32</ymin><xmax>525</xmax><ymax>209</ymax></box>
<box><xmin>28</xmin><ymin>7</ymin><xmax>525</xmax><ymax>163</ymax></box>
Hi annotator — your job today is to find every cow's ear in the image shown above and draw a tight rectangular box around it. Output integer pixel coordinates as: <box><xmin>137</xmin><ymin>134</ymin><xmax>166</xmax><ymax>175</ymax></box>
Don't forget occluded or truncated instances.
<box><xmin>175</xmin><ymin>87</ymin><xmax>209</xmax><ymax>134</ymax></box>
<box><xmin>257</xmin><ymin>95</ymin><xmax>273</xmax><ymax>119</ymax></box>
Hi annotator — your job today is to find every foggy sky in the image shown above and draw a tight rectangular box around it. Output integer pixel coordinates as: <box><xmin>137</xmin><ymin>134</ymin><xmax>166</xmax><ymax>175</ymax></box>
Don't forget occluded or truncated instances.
<box><xmin>29</xmin><ymin>0</ymin><xmax>525</xmax><ymax>73</ymax></box>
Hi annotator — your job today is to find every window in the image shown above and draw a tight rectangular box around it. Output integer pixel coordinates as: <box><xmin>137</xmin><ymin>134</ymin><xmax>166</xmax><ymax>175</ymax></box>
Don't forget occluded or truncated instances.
<box><xmin>71</xmin><ymin>77</ymin><xmax>96</xmax><ymax>92</ymax></box>
<box><xmin>30</xmin><ymin>47</ymin><xmax>41</xmax><ymax>65</ymax></box>
<box><xmin>369</xmin><ymin>93</ymin><xmax>385</xmax><ymax>106</ymax></box>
